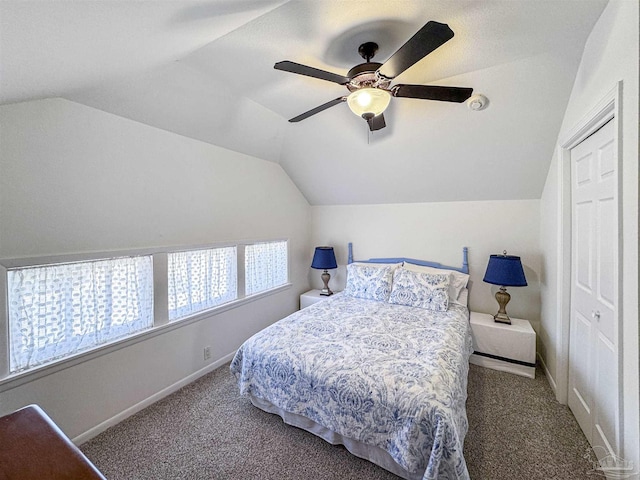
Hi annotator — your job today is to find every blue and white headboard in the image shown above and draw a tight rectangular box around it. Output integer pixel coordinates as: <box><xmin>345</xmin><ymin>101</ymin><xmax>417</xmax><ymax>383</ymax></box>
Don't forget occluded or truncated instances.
<box><xmin>347</xmin><ymin>242</ymin><xmax>469</xmax><ymax>274</ymax></box>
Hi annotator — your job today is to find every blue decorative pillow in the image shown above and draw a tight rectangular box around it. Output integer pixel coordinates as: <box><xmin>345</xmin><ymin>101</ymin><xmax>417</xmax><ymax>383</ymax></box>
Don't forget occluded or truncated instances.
<box><xmin>344</xmin><ymin>264</ymin><xmax>394</xmax><ymax>302</ymax></box>
<box><xmin>388</xmin><ymin>268</ymin><xmax>450</xmax><ymax>311</ymax></box>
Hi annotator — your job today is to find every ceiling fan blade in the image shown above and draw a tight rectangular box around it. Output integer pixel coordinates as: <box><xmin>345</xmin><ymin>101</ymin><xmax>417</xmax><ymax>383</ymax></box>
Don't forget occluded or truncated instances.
<box><xmin>366</xmin><ymin>113</ymin><xmax>386</xmax><ymax>131</ymax></box>
<box><xmin>289</xmin><ymin>97</ymin><xmax>346</xmax><ymax>122</ymax></box>
<box><xmin>377</xmin><ymin>21</ymin><xmax>454</xmax><ymax>80</ymax></box>
<box><xmin>275</xmin><ymin>61</ymin><xmax>350</xmax><ymax>85</ymax></box>
<box><xmin>392</xmin><ymin>84</ymin><xmax>473</xmax><ymax>103</ymax></box>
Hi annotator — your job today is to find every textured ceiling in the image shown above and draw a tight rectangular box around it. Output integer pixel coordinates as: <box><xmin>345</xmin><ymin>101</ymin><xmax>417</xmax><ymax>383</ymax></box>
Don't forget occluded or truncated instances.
<box><xmin>1</xmin><ymin>0</ymin><xmax>608</xmax><ymax>205</ymax></box>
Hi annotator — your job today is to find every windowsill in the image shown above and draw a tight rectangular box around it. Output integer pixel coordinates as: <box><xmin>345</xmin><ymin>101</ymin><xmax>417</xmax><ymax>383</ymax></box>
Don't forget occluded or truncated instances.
<box><xmin>0</xmin><ymin>283</ymin><xmax>291</xmax><ymax>393</ymax></box>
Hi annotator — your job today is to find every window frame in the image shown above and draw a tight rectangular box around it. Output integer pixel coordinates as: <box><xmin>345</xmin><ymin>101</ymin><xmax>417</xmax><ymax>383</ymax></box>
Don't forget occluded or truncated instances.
<box><xmin>0</xmin><ymin>239</ymin><xmax>291</xmax><ymax>391</ymax></box>
<box><xmin>244</xmin><ymin>240</ymin><xmax>289</xmax><ymax>296</ymax></box>
<box><xmin>168</xmin><ymin>245</ymin><xmax>239</xmax><ymax>321</ymax></box>
<box><xmin>7</xmin><ymin>255</ymin><xmax>156</xmax><ymax>374</ymax></box>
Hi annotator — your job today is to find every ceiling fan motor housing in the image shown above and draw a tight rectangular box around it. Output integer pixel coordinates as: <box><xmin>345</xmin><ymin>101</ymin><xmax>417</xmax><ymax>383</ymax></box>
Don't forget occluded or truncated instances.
<box><xmin>346</xmin><ymin>62</ymin><xmax>390</xmax><ymax>92</ymax></box>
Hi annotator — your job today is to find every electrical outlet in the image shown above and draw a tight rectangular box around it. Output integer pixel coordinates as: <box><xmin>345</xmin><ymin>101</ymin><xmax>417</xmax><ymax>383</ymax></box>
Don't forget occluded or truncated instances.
<box><xmin>203</xmin><ymin>346</ymin><xmax>211</xmax><ymax>361</ymax></box>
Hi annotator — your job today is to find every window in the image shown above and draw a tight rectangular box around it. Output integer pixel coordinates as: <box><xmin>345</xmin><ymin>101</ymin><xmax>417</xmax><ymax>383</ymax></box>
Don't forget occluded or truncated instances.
<box><xmin>168</xmin><ymin>247</ymin><xmax>237</xmax><ymax>321</ymax></box>
<box><xmin>7</xmin><ymin>256</ymin><xmax>154</xmax><ymax>373</ymax></box>
<box><xmin>2</xmin><ymin>240</ymin><xmax>289</xmax><ymax>378</ymax></box>
<box><xmin>245</xmin><ymin>241</ymin><xmax>288</xmax><ymax>295</ymax></box>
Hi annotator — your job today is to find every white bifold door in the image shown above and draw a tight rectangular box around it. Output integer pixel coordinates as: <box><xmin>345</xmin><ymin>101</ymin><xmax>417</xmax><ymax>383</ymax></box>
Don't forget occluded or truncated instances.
<box><xmin>568</xmin><ymin>118</ymin><xmax>619</xmax><ymax>460</ymax></box>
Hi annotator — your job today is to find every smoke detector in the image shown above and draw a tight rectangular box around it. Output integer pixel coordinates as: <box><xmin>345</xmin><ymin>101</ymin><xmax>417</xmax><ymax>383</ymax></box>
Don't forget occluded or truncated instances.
<box><xmin>467</xmin><ymin>94</ymin><xmax>489</xmax><ymax>111</ymax></box>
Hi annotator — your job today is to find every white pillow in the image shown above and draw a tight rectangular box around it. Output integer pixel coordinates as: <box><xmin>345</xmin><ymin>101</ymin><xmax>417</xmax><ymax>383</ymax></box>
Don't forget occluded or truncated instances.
<box><xmin>403</xmin><ymin>263</ymin><xmax>469</xmax><ymax>301</ymax></box>
<box><xmin>388</xmin><ymin>268</ymin><xmax>450</xmax><ymax>311</ymax></box>
<box><xmin>452</xmin><ymin>288</ymin><xmax>469</xmax><ymax>307</ymax></box>
<box><xmin>344</xmin><ymin>263</ymin><xmax>394</xmax><ymax>302</ymax></box>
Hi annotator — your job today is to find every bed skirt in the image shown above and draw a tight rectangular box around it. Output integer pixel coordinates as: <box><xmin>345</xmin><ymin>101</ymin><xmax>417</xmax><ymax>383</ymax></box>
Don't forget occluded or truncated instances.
<box><xmin>249</xmin><ymin>395</ymin><xmax>423</xmax><ymax>480</ymax></box>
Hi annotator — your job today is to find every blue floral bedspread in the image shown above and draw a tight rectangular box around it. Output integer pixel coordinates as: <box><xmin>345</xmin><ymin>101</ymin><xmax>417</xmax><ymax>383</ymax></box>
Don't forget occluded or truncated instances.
<box><xmin>230</xmin><ymin>293</ymin><xmax>473</xmax><ymax>479</ymax></box>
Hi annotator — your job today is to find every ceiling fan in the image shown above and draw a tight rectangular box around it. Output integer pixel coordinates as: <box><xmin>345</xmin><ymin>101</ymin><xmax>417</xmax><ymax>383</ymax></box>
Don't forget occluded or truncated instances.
<box><xmin>274</xmin><ymin>21</ymin><xmax>473</xmax><ymax>131</ymax></box>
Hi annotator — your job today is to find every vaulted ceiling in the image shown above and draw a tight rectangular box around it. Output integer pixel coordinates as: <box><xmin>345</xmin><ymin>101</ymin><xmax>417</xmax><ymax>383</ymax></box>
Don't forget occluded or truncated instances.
<box><xmin>1</xmin><ymin>0</ymin><xmax>608</xmax><ymax>205</ymax></box>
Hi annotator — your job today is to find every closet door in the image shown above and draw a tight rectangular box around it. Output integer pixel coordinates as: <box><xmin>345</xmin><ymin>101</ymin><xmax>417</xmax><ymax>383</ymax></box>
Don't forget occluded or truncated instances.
<box><xmin>568</xmin><ymin>118</ymin><xmax>618</xmax><ymax>459</ymax></box>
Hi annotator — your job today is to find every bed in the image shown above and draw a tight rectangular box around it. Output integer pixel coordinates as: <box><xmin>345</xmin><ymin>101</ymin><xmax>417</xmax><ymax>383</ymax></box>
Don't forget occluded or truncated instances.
<box><xmin>230</xmin><ymin>244</ymin><xmax>473</xmax><ymax>480</ymax></box>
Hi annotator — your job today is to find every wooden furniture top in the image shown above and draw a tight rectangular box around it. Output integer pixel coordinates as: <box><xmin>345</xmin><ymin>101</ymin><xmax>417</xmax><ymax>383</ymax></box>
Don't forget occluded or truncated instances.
<box><xmin>0</xmin><ymin>404</ymin><xmax>106</xmax><ymax>480</ymax></box>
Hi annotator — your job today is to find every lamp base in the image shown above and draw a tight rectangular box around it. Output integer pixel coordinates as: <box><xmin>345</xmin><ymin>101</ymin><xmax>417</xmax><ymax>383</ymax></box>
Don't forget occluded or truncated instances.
<box><xmin>493</xmin><ymin>312</ymin><xmax>512</xmax><ymax>324</ymax></box>
<box><xmin>493</xmin><ymin>287</ymin><xmax>512</xmax><ymax>324</ymax></box>
<box><xmin>320</xmin><ymin>270</ymin><xmax>333</xmax><ymax>296</ymax></box>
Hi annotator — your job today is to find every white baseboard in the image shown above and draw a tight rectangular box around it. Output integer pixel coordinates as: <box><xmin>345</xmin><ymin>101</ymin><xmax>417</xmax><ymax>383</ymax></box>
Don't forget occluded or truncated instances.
<box><xmin>72</xmin><ymin>351</ymin><xmax>236</xmax><ymax>445</ymax></box>
<box><xmin>537</xmin><ymin>352</ymin><xmax>557</xmax><ymax>396</ymax></box>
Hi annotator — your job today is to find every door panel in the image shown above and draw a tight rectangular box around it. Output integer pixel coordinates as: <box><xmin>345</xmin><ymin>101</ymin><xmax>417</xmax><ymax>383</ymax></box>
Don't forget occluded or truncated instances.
<box><xmin>574</xmin><ymin>201</ymin><xmax>593</xmax><ymax>293</ymax></box>
<box><xmin>597</xmin><ymin>197</ymin><xmax>615</xmax><ymax>309</ymax></box>
<box><xmin>575</xmin><ymin>151</ymin><xmax>593</xmax><ymax>186</ymax></box>
<box><xmin>569</xmin><ymin>310</ymin><xmax>593</xmax><ymax>440</ymax></box>
<box><xmin>598</xmin><ymin>139</ymin><xmax>615</xmax><ymax>179</ymax></box>
<box><xmin>593</xmin><ymin>332</ymin><xmax>617</xmax><ymax>457</ymax></box>
<box><xmin>569</xmin><ymin>118</ymin><xmax>618</xmax><ymax>456</ymax></box>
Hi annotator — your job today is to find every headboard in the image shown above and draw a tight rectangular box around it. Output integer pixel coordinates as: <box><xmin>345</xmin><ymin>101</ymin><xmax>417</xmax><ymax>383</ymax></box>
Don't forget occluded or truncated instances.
<box><xmin>347</xmin><ymin>242</ymin><xmax>469</xmax><ymax>274</ymax></box>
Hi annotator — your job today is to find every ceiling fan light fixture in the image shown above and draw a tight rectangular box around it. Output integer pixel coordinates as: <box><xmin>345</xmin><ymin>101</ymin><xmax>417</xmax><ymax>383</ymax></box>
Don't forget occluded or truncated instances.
<box><xmin>346</xmin><ymin>88</ymin><xmax>391</xmax><ymax>117</ymax></box>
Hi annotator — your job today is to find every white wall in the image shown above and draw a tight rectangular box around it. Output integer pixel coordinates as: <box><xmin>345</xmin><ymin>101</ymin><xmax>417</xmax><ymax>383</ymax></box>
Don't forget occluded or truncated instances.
<box><xmin>539</xmin><ymin>0</ymin><xmax>639</xmax><ymax>468</ymax></box>
<box><xmin>0</xmin><ymin>98</ymin><xmax>311</xmax><ymax>440</ymax></box>
<box><xmin>310</xmin><ymin>200</ymin><xmax>541</xmax><ymax>330</ymax></box>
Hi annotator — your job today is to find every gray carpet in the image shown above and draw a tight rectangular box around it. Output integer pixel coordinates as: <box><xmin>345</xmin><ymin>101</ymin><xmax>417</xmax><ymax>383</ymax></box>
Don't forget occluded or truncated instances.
<box><xmin>81</xmin><ymin>364</ymin><xmax>595</xmax><ymax>479</ymax></box>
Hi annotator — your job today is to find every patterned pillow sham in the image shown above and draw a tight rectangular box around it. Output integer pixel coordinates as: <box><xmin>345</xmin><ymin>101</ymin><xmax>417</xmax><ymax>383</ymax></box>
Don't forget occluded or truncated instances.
<box><xmin>344</xmin><ymin>263</ymin><xmax>394</xmax><ymax>301</ymax></box>
<box><xmin>403</xmin><ymin>262</ymin><xmax>469</xmax><ymax>302</ymax></box>
<box><xmin>388</xmin><ymin>267</ymin><xmax>450</xmax><ymax>311</ymax></box>
<box><xmin>351</xmin><ymin>261</ymin><xmax>402</xmax><ymax>271</ymax></box>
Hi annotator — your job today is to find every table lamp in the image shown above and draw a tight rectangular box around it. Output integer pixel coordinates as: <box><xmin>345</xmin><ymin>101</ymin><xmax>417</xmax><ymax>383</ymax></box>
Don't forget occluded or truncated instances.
<box><xmin>311</xmin><ymin>246</ymin><xmax>337</xmax><ymax>296</ymax></box>
<box><xmin>483</xmin><ymin>252</ymin><xmax>527</xmax><ymax>324</ymax></box>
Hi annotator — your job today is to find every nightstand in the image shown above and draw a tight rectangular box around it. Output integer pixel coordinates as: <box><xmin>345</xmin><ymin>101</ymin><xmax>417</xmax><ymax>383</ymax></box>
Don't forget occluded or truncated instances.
<box><xmin>299</xmin><ymin>289</ymin><xmax>335</xmax><ymax>309</ymax></box>
<box><xmin>469</xmin><ymin>311</ymin><xmax>536</xmax><ymax>378</ymax></box>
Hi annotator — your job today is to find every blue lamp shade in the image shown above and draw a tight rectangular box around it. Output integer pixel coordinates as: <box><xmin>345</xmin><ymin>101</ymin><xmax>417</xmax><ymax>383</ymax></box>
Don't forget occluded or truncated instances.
<box><xmin>483</xmin><ymin>254</ymin><xmax>527</xmax><ymax>287</ymax></box>
<box><xmin>311</xmin><ymin>246</ymin><xmax>337</xmax><ymax>270</ymax></box>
